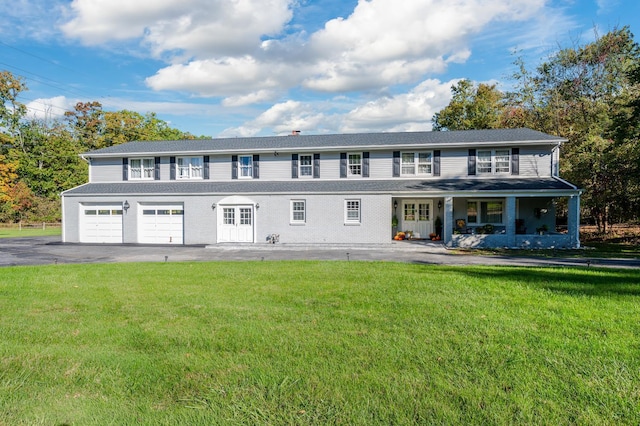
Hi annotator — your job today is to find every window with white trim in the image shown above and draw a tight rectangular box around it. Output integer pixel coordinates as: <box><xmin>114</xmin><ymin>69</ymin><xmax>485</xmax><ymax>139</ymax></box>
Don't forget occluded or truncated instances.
<box><xmin>467</xmin><ymin>200</ymin><xmax>503</xmax><ymax>224</ymax></box>
<box><xmin>477</xmin><ymin>149</ymin><xmax>510</xmax><ymax>174</ymax></box>
<box><xmin>345</xmin><ymin>199</ymin><xmax>361</xmax><ymax>224</ymax></box>
<box><xmin>348</xmin><ymin>154</ymin><xmax>362</xmax><ymax>176</ymax></box>
<box><xmin>299</xmin><ymin>154</ymin><xmax>313</xmax><ymax>177</ymax></box>
<box><xmin>130</xmin><ymin>158</ymin><xmax>154</xmax><ymax>180</ymax></box>
<box><xmin>290</xmin><ymin>200</ymin><xmax>306</xmax><ymax>224</ymax></box>
<box><xmin>238</xmin><ymin>155</ymin><xmax>253</xmax><ymax>178</ymax></box>
<box><xmin>177</xmin><ymin>156</ymin><xmax>203</xmax><ymax>179</ymax></box>
<box><xmin>401</xmin><ymin>152</ymin><xmax>432</xmax><ymax>175</ymax></box>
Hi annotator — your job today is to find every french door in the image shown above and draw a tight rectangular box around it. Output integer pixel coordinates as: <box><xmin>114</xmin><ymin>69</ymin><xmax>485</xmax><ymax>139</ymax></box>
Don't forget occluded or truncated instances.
<box><xmin>218</xmin><ymin>205</ymin><xmax>254</xmax><ymax>242</ymax></box>
<box><xmin>399</xmin><ymin>199</ymin><xmax>433</xmax><ymax>238</ymax></box>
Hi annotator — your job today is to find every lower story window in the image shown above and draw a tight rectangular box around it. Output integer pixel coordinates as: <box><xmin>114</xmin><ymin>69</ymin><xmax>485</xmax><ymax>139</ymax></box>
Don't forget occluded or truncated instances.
<box><xmin>467</xmin><ymin>200</ymin><xmax>503</xmax><ymax>224</ymax></box>
<box><xmin>291</xmin><ymin>200</ymin><xmax>306</xmax><ymax>224</ymax></box>
<box><xmin>345</xmin><ymin>199</ymin><xmax>361</xmax><ymax>224</ymax></box>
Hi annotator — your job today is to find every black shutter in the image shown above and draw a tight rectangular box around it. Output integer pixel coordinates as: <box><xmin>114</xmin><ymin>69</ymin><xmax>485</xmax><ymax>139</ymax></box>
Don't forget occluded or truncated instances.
<box><xmin>511</xmin><ymin>148</ymin><xmax>519</xmax><ymax>175</ymax></box>
<box><xmin>340</xmin><ymin>153</ymin><xmax>347</xmax><ymax>178</ymax></box>
<box><xmin>468</xmin><ymin>149</ymin><xmax>476</xmax><ymax>176</ymax></box>
<box><xmin>170</xmin><ymin>156</ymin><xmax>176</xmax><ymax>180</ymax></box>
<box><xmin>433</xmin><ymin>150</ymin><xmax>441</xmax><ymax>176</ymax></box>
<box><xmin>313</xmin><ymin>153</ymin><xmax>320</xmax><ymax>179</ymax></box>
<box><xmin>291</xmin><ymin>154</ymin><xmax>298</xmax><ymax>178</ymax></box>
<box><xmin>231</xmin><ymin>155</ymin><xmax>238</xmax><ymax>180</ymax></box>
<box><xmin>362</xmin><ymin>152</ymin><xmax>370</xmax><ymax>177</ymax></box>
<box><xmin>393</xmin><ymin>151</ymin><xmax>400</xmax><ymax>177</ymax></box>
<box><xmin>122</xmin><ymin>158</ymin><xmax>128</xmax><ymax>181</ymax></box>
<box><xmin>203</xmin><ymin>156</ymin><xmax>210</xmax><ymax>180</ymax></box>
<box><xmin>154</xmin><ymin>157</ymin><xmax>160</xmax><ymax>180</ymax></box>
<box><xmin>253</xmin><ymin>154</ymin><xmax>259</xmax><ymax>179</ymax></box>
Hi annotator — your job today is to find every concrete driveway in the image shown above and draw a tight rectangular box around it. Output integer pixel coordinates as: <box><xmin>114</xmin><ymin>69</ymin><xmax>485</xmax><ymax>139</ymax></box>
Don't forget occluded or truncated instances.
<box><xmin>0</xmin><ymin>236</ymin><xmax>638</xmax><ymax>269</ymax></box>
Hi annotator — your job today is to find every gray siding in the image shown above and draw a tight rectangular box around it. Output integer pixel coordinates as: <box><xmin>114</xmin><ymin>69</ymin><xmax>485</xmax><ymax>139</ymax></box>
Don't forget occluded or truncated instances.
<box><xmin>88</xmin><ymin>145</ymin><xmax>557</xmax><ymax>183</ymax></box>
<box><xmin>90</xmin><ymin>157</ymin><xmax>122</xmax><ymax>182</ymax></box>
<box><xmin>519</xmin><ymin>148</ymin><xmax>552</xmax><ymax>177</ymax></box>
<box><xmin>63</xmin><ymin>193</ymin><xmax>391</xmax><ymax>244</ymax></box>
<box><xmin>250</xmin><ymin>193</ymin><xmax>390</xmax><ymax>244</ymax></box>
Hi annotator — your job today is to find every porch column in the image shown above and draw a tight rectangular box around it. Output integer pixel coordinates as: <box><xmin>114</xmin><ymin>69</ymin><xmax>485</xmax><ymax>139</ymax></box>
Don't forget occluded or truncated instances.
<box><xmin>505</xmin><ymin>196</ymin><xmax>516</xmax><ymax>248</ymax></box>
<box><xmin>568</xmin><ymin>194</ymin><xmax>581</xmax><ymax>248</ymax></box>
<box><xmin>443</xmin><ymin>196</ymin><xmax>454</xmax><ymax>247</ymax></box>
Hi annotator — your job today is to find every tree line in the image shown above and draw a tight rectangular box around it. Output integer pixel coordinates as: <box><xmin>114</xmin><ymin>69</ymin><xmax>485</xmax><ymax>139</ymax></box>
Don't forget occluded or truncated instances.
<box><xmin>433</xmin><ymin>27</ymin><xmax>640</xmax><ymax>232</ymax></box>
<box><xmin>0</xmin><ymin>73</ymin><xmax>206</xmax><ymax>222</ymax></box>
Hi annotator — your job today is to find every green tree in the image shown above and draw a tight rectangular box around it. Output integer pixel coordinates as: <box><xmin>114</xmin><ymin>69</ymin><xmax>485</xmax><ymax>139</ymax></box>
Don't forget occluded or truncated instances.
<box><xmin>0</xmin><ymin>71</ymin><xmax>27</xmax><ymax>153</ymax></box>
<box><xmin>509</xmin><ymin>27</ymin><xmax>640</xmax><ymax>230</ymax></box>
<box><xmin>64</xmin><ymin>101</ymin><xmax>105</xmax><ymax>150</ymax></box>
<box><xmin>432</xmin><ymin>79</ymin><xmax>505</xmax><ymax>131</ymax></box>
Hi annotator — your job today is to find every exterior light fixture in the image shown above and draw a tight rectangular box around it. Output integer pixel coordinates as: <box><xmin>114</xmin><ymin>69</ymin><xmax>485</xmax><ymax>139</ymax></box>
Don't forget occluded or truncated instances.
<box><xmin>438</xmin><ymin>200</ymin><xmax>442</xmax><ymax>210</ymax></box>
<box><xmin>123</xmin><ymin>200</ymin><xmax>130</xmax><ymax>212</ymax></box>
<box><xmin>256</xmin><ymin>203</ymin><xmax>260</xmax><ymax>209</ymax></box>
<box><xmin>393</xmin><ymin>200</ymin><xmax>398</xmax><ymax>209</ymax></box>
<box><xmin>211</xmin><ymin>203</ymin><xmax>216</xmax><ymax>210</ymax></box>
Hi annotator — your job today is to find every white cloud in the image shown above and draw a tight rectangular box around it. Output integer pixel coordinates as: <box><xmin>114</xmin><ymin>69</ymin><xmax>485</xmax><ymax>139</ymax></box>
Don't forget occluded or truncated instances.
<box><xmin>26</xmin><ymin>96</ymin><xmax>74</xmax><ymax>120</ymax></box>
<box><xmin>220</xmin><ymin>100</ymin><xmax>329</xmax><ymax>137</ymax></box>
<box><xmin>61</xmin><ymin>0</ymin><xmax>293</xmax><ymax>57</ymax></box>
<box><xmin>145</xmin><ymin>56</ymin><xmax>288</xmax><ymax>97</ymax></box>
<box><xmin>0</xmin><ymin>0</ymin><xmax>65</xmax><ymax>40</ymax></box>
<box><xmin>221</xmin><ymin>78</ymin><xmax>458</xmax><ymax>136</ymax></box>
<box><xmin>340</xmin><ymin>79</ymin><xmax>458</xmax><ymax>133</ymax></box>
<box><xmin>60</xmin><ymin>0</ymin><xmax>549</xmax><ymax>102</ymax></box>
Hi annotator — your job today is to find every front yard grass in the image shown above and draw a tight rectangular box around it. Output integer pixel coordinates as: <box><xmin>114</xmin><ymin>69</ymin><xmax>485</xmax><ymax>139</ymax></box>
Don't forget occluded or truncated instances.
<box><xmin>0</xmin><ymin>225</ymin><xmax>61</xmax><ymax>238</ymax></box>
<box><xmin>1</xmin><ymin>261</ymin><xmax>639</xmax><ymax>425</ymax></box>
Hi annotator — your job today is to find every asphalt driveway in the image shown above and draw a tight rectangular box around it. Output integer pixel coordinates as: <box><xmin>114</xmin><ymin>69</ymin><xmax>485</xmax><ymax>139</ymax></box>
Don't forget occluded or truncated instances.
<box><xmin>0</xmin><ymin>236</ymin><xmax>638</xmax><ymax>269</ymax></box>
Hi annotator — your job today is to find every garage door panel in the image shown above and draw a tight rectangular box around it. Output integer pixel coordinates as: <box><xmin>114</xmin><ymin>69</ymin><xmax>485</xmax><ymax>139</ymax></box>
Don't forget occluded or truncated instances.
<box><xmin>80</xmin><ymin>204</ymin><xmax>123</xmax><ymax>243</ymax></box>
<box><xmin>138</xmin><ymin>204</ymin><xmax>184</xmax><ymax>244</ymax></box>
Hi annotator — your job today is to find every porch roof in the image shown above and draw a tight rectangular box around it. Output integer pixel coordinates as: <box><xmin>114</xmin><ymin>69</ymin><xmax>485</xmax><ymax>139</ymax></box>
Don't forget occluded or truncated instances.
<box><xmin>62</xmin><ymin>177</ymin><xmax>579</xmax><ymax>197</ymax></box>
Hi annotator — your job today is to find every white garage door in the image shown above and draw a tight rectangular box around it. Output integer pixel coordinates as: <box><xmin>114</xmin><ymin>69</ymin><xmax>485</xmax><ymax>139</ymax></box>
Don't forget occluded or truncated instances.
<box><xmin>80</xmin><ymin>205</ymin><xmax>123</xmax><ymax>243</ymax></box>
<box><xmin>138</xmin><ymin>204</ymin><xmax>184</xmax><ymax>244</ymax></box>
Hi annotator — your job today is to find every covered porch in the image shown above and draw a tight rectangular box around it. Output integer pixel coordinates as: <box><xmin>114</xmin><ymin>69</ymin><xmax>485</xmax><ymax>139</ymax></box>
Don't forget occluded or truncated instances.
<box><xmin>441</xmin><ymin>193</ymin><xmax>581</xmax><ymax>249</ymax></box>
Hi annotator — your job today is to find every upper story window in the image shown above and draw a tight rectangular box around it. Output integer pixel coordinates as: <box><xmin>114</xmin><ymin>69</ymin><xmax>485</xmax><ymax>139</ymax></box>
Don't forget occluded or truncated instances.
<box><xmin>130</xmin><ymin>158</ymin><xmax>154</xmax><ymax>180</ymax></box>
<box><xmin>341</xmin><ymin>152</ymin><xmax>369</xmax><ymax>178</ymax></box>
<box><xmin>232</xmin><ymin>154</ymin><xmax>259</xmax><ymax>179</ymax></box>
<box><xmin>238</xmin><ymin>155</ymin><xmax>253</xmax><ymax>178</ymax></box>
<box><xmin>299</xmin><ymin>154</ymin><xmax>313</xmax><ymax>177</ymax></box>
<box><xmin>348</xmin><ymin>154</ymin><xmax>362</xmax><ymax>176</ymax></box>
<box><xmin>477</xmin><ymin>149</ymin><xmax>510</xmax><ymax>174</ymax></box>
<box><xmin>401</xmin><ymin>152</ymin><xmax>432</xmax><ymax>175</ymax></box>
<box><xmin>292</xmin><ymin>153</ymin><xmax>319</xmax><ymax>179</ymax></box>
<box><xmin>177</xmin><ymin>156</ymin><xmax>203</xmax><ymax>179</ymax></box>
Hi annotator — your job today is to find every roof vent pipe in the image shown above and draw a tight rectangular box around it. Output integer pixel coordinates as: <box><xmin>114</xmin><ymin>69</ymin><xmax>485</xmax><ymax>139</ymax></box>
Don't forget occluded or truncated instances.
<box><xmin>291</xmin><ymin>130</ymin><xmax>301</xmax><ymax>135</ymax></box>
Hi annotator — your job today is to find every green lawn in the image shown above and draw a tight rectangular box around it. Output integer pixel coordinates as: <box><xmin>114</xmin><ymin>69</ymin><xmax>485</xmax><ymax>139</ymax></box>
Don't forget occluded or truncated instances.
<box><xmin>0</xmin><ymin>225</ymin><xmax>61</xmax><ymax>238</ymax></box>
<box><xmin>1</xmin><ymin>261</ymin><xmax>639</xmax><ymax>425</ymax></box>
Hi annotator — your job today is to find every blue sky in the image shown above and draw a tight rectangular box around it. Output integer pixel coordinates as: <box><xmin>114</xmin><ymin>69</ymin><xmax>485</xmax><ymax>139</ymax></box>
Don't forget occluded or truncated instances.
<box><xmin>1</xmin><ymin>0</ymin><xmax>638</xmax><ymax>138</ymax></box>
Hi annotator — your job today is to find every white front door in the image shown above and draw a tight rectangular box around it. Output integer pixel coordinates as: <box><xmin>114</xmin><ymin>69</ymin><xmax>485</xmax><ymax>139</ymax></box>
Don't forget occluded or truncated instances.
<box><xmin>400</xmin><ymin>200</ymin><xmax>433</xmax><ymax>238</ymax></box>
<box><xmin>218</xmin><ymin>205</ymin><xmax>254</xmax><ymax>243</ymax></box>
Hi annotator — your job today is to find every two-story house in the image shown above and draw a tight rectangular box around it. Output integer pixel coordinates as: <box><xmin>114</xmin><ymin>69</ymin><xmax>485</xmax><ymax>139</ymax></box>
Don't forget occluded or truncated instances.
<box><xmin>61</xmin><ymin>128</ymin><xmax>581</xmax><ymax>249</ymax></box>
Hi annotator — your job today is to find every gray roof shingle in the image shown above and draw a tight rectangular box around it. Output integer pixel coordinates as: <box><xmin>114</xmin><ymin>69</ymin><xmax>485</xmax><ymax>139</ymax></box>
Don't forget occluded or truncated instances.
<box><xmin>63</xmin><ymin>178</ymin><xmax>578</xmax><ymax>196</ymax></box>
<box><xmin>85</xmin><ymin>128</ymin><xmax>565</xmax><ymax>156</ymax></box>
